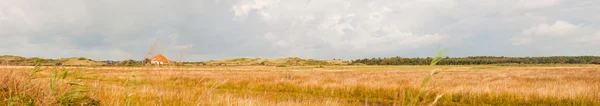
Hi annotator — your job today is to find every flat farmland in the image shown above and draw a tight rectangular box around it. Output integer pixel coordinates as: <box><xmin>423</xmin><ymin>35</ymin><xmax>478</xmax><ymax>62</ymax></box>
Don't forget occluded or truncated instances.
<box><xmin>2</xmin><ymin>65</ymin><xmax>600</xmax><ymax>105</ymax></box>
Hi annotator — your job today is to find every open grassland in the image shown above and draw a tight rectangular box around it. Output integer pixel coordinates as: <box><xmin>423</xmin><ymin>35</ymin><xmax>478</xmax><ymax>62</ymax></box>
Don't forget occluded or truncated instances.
<box><xmin>2</xmin><ymin>65</ymin><xmax>600</xmax><ymax>105</ymax></box>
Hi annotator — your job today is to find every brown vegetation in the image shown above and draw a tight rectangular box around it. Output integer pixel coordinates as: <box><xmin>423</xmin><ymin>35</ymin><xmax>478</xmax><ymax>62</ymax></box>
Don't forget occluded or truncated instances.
<box><xmin>202</xmin><ymin>57</ymin><xmax>351</xmax><ymax>66</ymax></box>
<box><xmin>2</xmin><ymin>65</ymin><xmax>600</xmax><ymax>105</ymax></box>
<box><xmin>592</xmin><ymin>58</ymin><xmax>600</xmax><ymax>64</ymax></box>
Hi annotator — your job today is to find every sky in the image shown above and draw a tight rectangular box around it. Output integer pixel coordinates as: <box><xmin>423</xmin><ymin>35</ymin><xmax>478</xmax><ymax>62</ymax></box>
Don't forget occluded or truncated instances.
<box><xmin>1</xmin><ymin>0</ymin><xmax>599</xmax><ymax>61</ymax></box>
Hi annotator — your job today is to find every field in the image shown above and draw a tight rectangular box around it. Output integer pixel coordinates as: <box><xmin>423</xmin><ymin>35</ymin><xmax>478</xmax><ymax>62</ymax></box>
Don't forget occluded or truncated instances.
<box><xmin>2</xmin><ymin>65</ymin><xmax>600</xmax><ymax>105</ymax></box>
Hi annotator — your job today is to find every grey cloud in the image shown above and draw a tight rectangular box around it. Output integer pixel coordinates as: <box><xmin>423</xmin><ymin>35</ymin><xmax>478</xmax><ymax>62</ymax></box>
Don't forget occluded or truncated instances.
<box><xmin>1</xmin><ymin>0</ymin><xmax>600</xmax><ymax>61</ymax></box>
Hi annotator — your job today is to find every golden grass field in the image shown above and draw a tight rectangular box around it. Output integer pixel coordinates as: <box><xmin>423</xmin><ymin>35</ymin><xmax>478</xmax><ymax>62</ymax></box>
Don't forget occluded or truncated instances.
<box><xmin>2</xmin><ymin>65</ymin><xmax>600</xmax><ymax>105</ymax></box>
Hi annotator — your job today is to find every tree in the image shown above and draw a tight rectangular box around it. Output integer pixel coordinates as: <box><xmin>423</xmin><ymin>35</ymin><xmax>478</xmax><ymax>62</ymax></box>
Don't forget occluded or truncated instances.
<box><xmin>352</xmin><ymin>56</ymin><xmax>600</xmax><ymax>65</ymax></box>
<box><xmin>143</xmin><ymin>58</ymin><xmax>152</xmax><ymax>64</ymax></box>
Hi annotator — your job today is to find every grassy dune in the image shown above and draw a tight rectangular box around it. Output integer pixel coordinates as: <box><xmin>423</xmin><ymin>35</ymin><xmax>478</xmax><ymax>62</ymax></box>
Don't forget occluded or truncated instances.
<box><xmin>2</xmin><ymin>65</ymin><xmax>600</xmax><ymax>105</ymax></box>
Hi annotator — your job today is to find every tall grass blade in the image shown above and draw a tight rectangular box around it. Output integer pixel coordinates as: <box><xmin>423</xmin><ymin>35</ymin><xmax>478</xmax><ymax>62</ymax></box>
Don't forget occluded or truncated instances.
<box><xmin>61</xmin><ymin>69</ymin><xmax>69</xmax><ymax>79</ymax></box>
<box><xmin>430</xmin><ymin>48</ymin><xmax>448</xmax><ymax>66</ymax></box>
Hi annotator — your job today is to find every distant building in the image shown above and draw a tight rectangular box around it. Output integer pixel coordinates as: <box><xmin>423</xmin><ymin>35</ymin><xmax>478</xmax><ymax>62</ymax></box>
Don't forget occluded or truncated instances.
<box><xmin>151</xmin><ymin>54</ymin><xmax>170</xmax><ymax>64</ymax></box>
<box><xmin>55</xmin><ymin>62</ymin><xmax>63</xmax><ymax>66</ymax></box>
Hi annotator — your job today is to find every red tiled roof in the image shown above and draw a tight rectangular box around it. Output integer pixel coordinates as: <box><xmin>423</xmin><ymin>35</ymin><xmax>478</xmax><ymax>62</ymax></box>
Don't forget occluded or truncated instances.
<box><xmin>153</xmin><ymin>54</ymin><xmax>169</xmax><ymax>62</ymax></box>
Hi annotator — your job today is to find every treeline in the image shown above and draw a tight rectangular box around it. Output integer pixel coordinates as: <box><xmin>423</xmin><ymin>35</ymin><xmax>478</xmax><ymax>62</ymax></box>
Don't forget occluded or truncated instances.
<box><xmin>352</xmin><ymin>56</ymin><xmax>600</xmax><ymax>65</ymax></box>
<box><xmin>1</xmin><ymin>55</ymin><xmax>156</xmax><ymax>66</ymax></box>
<box><xmin>5</xmin><ymin>55</ymin><xmax>600</xmax><ymax>66</ymax></box>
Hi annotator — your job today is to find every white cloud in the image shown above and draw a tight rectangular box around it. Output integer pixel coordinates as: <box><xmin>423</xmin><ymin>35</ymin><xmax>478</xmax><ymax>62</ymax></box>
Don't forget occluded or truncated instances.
<box><xmin>232</xmin><ymin>0</ymin><xmax>276</xmax><ymax>20</ymax></box>
<box><xmin>512</xmin><ymin>20</ymin><xmax>600</xmax><ymax>47</ymax></box>
<box><xmin>232</xmin><ymin>0</ymin><xmax>453</xmax><ymax>58</ymax></box>
<box><xmin>528</xmin><ymin>21</ymin><xmax>577</xmax><ymax>36</ymax></box>
<box><xmin>513</xmin><ymin>20</ymin><xmax>577</xmax><ymax>45</ymax></box>
<box><xmin>517</xmin><ymin>0</ymin><xmax>560</xmax><ymax>9</ymax></box>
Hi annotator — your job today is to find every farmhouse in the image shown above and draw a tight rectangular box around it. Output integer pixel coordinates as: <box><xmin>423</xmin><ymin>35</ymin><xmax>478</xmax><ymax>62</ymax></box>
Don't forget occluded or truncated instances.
<box><xmin>151</xmin><ymin>54</ymin><xmax>169</xmax><ymax>64</ymax></box>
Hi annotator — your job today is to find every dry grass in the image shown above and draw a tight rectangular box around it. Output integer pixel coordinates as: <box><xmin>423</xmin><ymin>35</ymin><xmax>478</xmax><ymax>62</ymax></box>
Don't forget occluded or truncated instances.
<box><xmin>2</xmin><ymin>65</ymin><xmax>600</xmax><ymax>105</ymax></box>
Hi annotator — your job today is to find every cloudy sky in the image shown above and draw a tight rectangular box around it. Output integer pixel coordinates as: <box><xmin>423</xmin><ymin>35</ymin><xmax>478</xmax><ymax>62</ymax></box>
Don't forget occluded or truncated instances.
<box><xmin>1</xmin><ymin>0</ymin><xmax>599</xmax><ymax>61</ymax></box>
